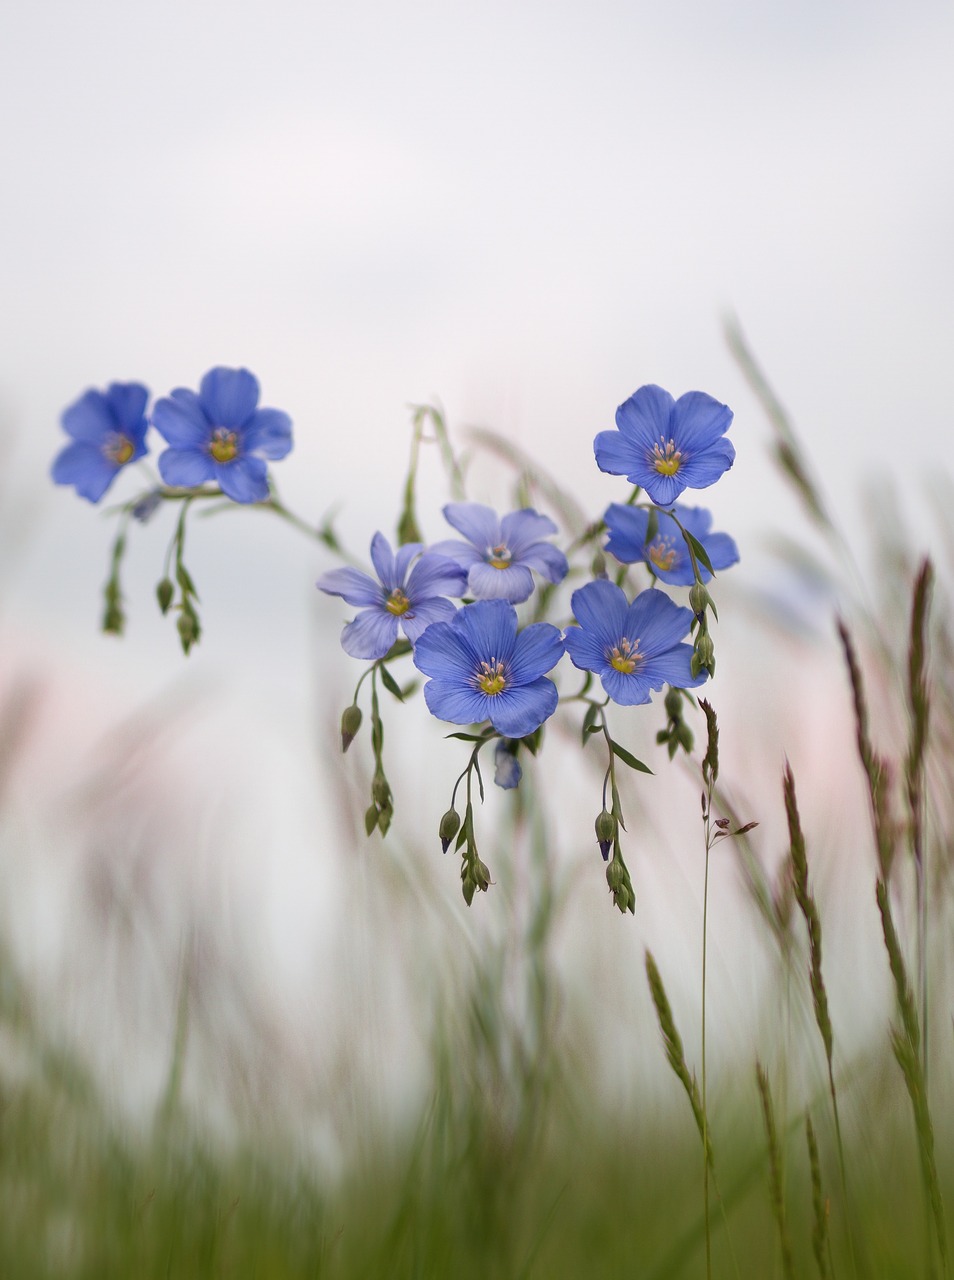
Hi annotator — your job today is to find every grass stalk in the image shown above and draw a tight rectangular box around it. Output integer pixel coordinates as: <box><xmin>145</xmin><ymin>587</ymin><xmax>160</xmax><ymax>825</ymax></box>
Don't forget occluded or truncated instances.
<box><xmin>756</xmin><ymin>1061</ymin><xmax>796</xmax><ymax>1280</ymax></box>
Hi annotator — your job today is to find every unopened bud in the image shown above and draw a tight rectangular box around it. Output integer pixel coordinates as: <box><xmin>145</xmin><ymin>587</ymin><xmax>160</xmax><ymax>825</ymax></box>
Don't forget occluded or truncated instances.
<box><xmin>595</xmin><ymin>810</ymin><xmax>616</xmax><ymax>861</ymax></box>
<box><xmin>364</xmin><ymin>804</ymin><xmax>380</xmax><ymax>837</ymax></box>
<box><xmin>340</xmin><ymin>704</ymin><xmax>362</xmax><ymax>752</ymax></box>
<box><xmin>591</xmin><ymin>549</ymin><xmax>608</xmax><ymax>579</ymax></box>
<box><xmin>102</xmin><ymin>603</ymin><xmax>124</xmax><ymax>636</ymax></box>
<box><xmin>377</xmin><ymin>804</ymin><xmax>393</xmax><ymax>837</ymax></box>
<box><xmin>689</xmin><ymin>583</ymin><xmax>709</xmax><ymax>616</ymax></box>
<box><xmin>694</xmin><ymin>633</ymin><xmax>715</xmax><ymax>675</ymax></box>
<box><xmin>372</xmin><ymin>771</ymin><xmax>391</xmax><ymax>808</ymax></box>
<box><xmin>177</xmin><ymin>610</ymin><xmax>197</xmax><ymax>652</ymax></box>
<box><xmin>156</xmin><ymin>578</ymin><xmax>174</xmax><ymax>614</ymax></box>
<box><xmin>473</xmin><ymin>857</ymin><xmax>491</xmax><ymax>893</ymax></box>
<box><xmin>439</xmin><ymin>808</ymin><xmax>461</xmax><ymax>853</ymax></box>
<box><xmin>664</xmin><ymin>687</ymin><xmax>682</xmax><ymax>719</ymax></box>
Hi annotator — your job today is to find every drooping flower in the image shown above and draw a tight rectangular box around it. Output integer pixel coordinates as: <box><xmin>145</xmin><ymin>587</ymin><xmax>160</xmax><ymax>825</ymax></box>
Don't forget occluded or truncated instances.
<box><xmin>318</xmin><ymin>532</ymin><xmax>467</xmax><ymax>661</ymax></box>
<box><xmin>153</xmin><ymin>367</ymin><xmax>292</xmax><ymax>504</ymax></box>
<box><xmin>594</xmin><ymin>385</ymin><xmax>734</xmax><ymax>507</ymax></box>
<box><xmin>493</xmin><ymin>739</ymin><xmax>523</xmax><ymax>790</ymax></box>
<box><xmin>603</xmin><ymin>503</ymin><xmax>740</xmax><ymax>586</ymax></box>
<box><xmin>413</xmin><ymin>599</ymin><xmax>564</xmax><ymax>738</ymax></box>
<box><xmin>430</xmin><ymin>503</ymin><xmax>569</xmax><ymax>604</ymax></box>
<box><xmin>51</xmin><ymin>382</ymin><xmax>150</xmax><ymax>502</ymax></box>
<box><xmin>563</xmin><ymin>579</ymin><xmax>707</xmax><ymax>705</ymax></box>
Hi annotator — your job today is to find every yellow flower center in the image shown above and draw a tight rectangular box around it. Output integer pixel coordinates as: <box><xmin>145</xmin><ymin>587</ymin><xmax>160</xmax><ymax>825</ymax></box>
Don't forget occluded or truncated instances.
<box><xmin>385</xmin><ymin>588</ymin><xmax>411</xmax><ymax>616</ymax></box>
<box><xmin>648</xmin><ymin>537</ymin><xmax>678</xmax><ymax>572</ymax></box>
<box><xmin>476</xmin><ymin>658</ymin><xmax>506</xmax><ymax>696</ymax></box>
<box><xmin>104</xmin><ymin>433</ymin><xmax>134</xmax><ymax>466</ymax></box>
<box><xmin>486</xmin><ymin>543</ymin><xmax>512</xmax><ymax>570</ymax></box>
<box><xmin>209</xmin><ymin>428</ymin><xmax>239</xmax><ymax>463</ymax></box>
<box><xmin>651</xmin><ymin>436</ymin><xmax>683</xmax><ymax>476</ymax></box>
<box><xmin>608</xmin><ymin>637</ymin><xmax>640</xmax><ymax>674</ymax></box>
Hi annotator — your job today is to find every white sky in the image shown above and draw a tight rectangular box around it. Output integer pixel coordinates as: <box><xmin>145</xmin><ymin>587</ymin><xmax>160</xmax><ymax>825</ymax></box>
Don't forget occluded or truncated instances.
<box><xmin>0</xmin><ymin>0</ymin><xmax>952</xmax><ymax>1109</ymax></box>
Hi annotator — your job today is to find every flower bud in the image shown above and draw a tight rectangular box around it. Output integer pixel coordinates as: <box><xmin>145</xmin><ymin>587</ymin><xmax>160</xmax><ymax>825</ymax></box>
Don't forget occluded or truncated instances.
<box><xmin>377</xmin><ymin>804</ymin><xmax>393</xmax><ymax>837</ymax></box>
<box><xmin>372</xmin><ymin>771</ymin><xmax>391</xmax><ymax>808</ymax></box>
<box><xmin>664</xmin><ymin>687</ymin><xmax>682</xmax><ymax>719</ymax></box>
<box><xmin>591</xmin><ymin>549</ymin><xmax>608</xmax><ymax>579</ymax></box>
<box><xmin>439</xmin><ymin>808</ymin><xmax>461</xmax><ymax>853</ymax></box>
<box><xmin>595</xmin><ymin>810</ymin><xmax>616</xmax><ymax>861</ymax></box>
<box><xmin>340</xmin><ymin>704</ymin><xmax>362</xmax><ymax>753</ymax></box>
<box><xmin>364</xmin><ymin>804</ymin><xmax>380</xmax><ymax>836</ymax></box>
<box><xmin>694</xmin><ymin>633</ymin><xmax>715</xmax><ymax>672</ymax></box>
<box><xmin>689</xmin><ymin>582</ymin><xmax>709</xmax><ymax>616</ymax></box>
<box><xmin>102</xmin><ymin>603</ymin><xmax>124</xmax><ymax>635</ymax></box>
<box><xmin>156</xmin><ymin>578</ymin><xmax>174</xmax><ymax>615</ymax></box>
<box><xmin>176</xmin><ymin>610</ymin><xmax>197</xmax><ymax>651</ymax></box>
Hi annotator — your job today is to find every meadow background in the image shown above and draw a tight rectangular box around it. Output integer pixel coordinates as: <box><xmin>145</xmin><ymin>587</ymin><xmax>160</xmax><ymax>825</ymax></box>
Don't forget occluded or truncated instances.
<box><xmin>1</xmin><ymin>1</ymin><xmax>954</xmax><ymax>1275</ymax></box>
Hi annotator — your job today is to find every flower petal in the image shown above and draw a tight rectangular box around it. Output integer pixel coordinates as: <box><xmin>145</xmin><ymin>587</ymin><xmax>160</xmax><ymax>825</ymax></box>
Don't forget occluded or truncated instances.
<box><xmin>393</xmin><ymin>540</ymin><xmax>424</xmax><ymax>587</ymax></box>
<box><xmin>638</xmin><ymin>644</ymin><xmax>707</xmax><ymax>689</ymax></box>
<box><xmin>515</xmin><ymin>541</ymin><xmax>569</xmax><ymax>583</ymax></box>
<box><xmin>158</xmin><ymin>447</ymin><xmax>215</xmax><ymax>488</ymax></box>
<box><xmin>106</xmin><ymin>382</ymin><xmax>149</xmax><ymax>434</ymax></box>
<box><xmin>153</xmin><ymin>390</ymin><xmax>210</xmax><ymax>447</ymax></box>
<box><xmin>562</xmin><ymin>625</ymin><xmax>611</xmax><ymax>674</ymax></box>
<box><xmin>616</xmin><ymin>385</ymin><xmax>674</xmax><ymax>443</ymax></box>
<box><xmin>672</xmin><ymin>391</ymin><xmax>733</xmax><ymax>452</ymax></box>
<box><xmin>489</xmin><ymin>679</ymin><xmax>558</xmax><ymax>737</ymax></box>
<box><xmin>243</xmin><ymin>408</ymin><xmax>293</xmax><ymax>459</ymax></box>
<box><xmin>455</xmin><ymin>599</ymin><xmax>518</xmax><ymax>663</ymax></box>
<box><xmin>427</xmin><ymin>538</ymin><xmax>483</xmax><ymax>569</ymax></box>
<box><xmin>569</xmin><ymin>579</ymin><xmax>629</xmax><ymax>647</ymax></box>
<box><xmin>341</xmin><ymin>609</ymin><xmax>398</xmax><ymax>660</ymax></box>
<box><xmin>499</xmin><ymin>508</ymin><xmax>558</xmax><ymax>553</ymax></box>
<box><xmin>703</xmin><ymin>531</ymin><xmax>740</xmax><ymax>571</ymax></box>
<box><xmin>405</xmin><ymin>553</ymin><xmax>467</xmax><ymax>601</ymax></box>
<box><xmin>603</xmin><ymin>503</ymin><xmax>649</xmax><ymax>563</ymax></box>
<box><xmin>467</xmin><ymin>562</ymin><xmax>535</xmax><ymax>602</ymax></box>
<box><xmin>61</xmin><ymin>391</ymin><xmax>115</xmax><ymax>445</ymax></box>
<box><xmin>51</xmin><ymin>441</ymin><xmax>119</xmax><ymax>502</ymax></box>
<box><xmin>199</xmin><ymin>367</ymin><xmax>260</xmax><ymax>427</ymax></box>
<box><xmin>600</xmin><ymin>668</ymin><xmax>653</xmax><ymax>706</ymax></box>
<box><xmin>317</xmin><ymin>566</ymin><xmax>383</xmax><ymax>607</ymax></box>
<box><xmin>678</xmin><ymin>439</ymin><xmax>736</xmax><ymax>490</ymax></box>
<box><xmin>641</xmin><ymin>471</ymin><xmax>687</xmax><ymax>507</ymax></box>
<box><xmin>508</xmin><ymin>622</ymin><xmax>564</xmax><ymax>684</ymax></box>
<box><xmin>593</xmin><ymin>428</ymin><xmax>640</xmax><ymax>478</ymax></box>
<box><xmin>413</xmin><ymin>619</ymin><xmax>470</xmax><ymax>680</ymax></box>
<box><xmin>369</xmin><ymin>532</ymin><xmax>398</xmax><ymax>587</ymax></box>
<box><xmin>400</xmin><ymin>597</ymin><xmax>458</xmax><ymax>642</ymax></box>
<box><xmin>442</xmin><ymin>502</ymin><xmax>500</xmax><ymax>549</ymax></box>
<box><xmin>625</xmin><ymin>590</ymin><xmax>694</xmax><ymax>656</ymax></box>
<box><xmin>422</xmin><ymin>679</ymin><xmax>492</xmax><ymax>726</ymax></box>
<box><xmin>215</xmin><ymin>456</ymin><xmax>268</xmax><ymax>503</ymax></box>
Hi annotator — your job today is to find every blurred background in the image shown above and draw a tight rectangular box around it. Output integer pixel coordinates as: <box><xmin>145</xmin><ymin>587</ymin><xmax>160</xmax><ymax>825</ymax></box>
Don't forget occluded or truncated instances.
<box><xmin>1</xmin><ymin>0</ymin><xmax>953</xmax><ymax>1166</ymax></box>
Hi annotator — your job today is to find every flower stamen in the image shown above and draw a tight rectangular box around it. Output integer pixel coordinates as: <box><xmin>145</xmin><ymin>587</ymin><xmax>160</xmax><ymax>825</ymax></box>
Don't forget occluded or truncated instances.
<box><xmin>209</xmin><ymin>427</ymin><xmax>239</xmax><ymax>464</ymax></box>
<box><xmin>476</xmin><ymin>657</ymin><xmax>507</xmax><ymax>695</ymax></box>
<box><xmin>486</xmin><ymin>543</ymin><xmax>512</xmax><ymax>570</ymax></box>
<box><xmin>385</xmin><ymin>587</ymin><xmax>411</xmax><ymax>616</ymax></box>
<box><xmin>648</xmin><ymin>536</ymin><xmax>678</xmax><ymax>572</ymax></box>
<box><xmin>651</xmin><ymin>436</ymin><xmax>683</xmax><ymax>476</ymax></box>
<box><xmin>103</xmin><ymin>433</ymin><xmax>134</xmax><ymax>466</ymax></box>
<box><xmin>608</xmin><ymin>637</ymin><xmax>640</xmax><ymax>674</ymax></box>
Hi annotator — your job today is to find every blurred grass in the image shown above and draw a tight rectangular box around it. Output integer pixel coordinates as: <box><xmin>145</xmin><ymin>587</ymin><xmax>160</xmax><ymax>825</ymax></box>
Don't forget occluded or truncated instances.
<box><xmin>3</xmin><ymin>343</ymin><xmax>954</xmax><ymax>1277</ymax></box>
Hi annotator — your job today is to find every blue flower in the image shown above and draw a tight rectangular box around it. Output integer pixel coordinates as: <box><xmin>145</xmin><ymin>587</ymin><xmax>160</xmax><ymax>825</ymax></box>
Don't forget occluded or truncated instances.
<box><xmin>52</xmin><ymin>382</ymin><xmax>149</xmax><ymax>502</ymax></box>
<box><xmin>153</xmin><ymin>367</ymin><xmax>292</xmax><ymax>504</ymax></box>
<box><xmin>493</xmin><ymin>739</ymin><xmax>523</xmax><ymax>790</ymax></box>
<box><xmin>318</xmin><ymin>532</ymin><xmax>467</xmax><ymax>660</ymax></box>
<box><xmin>594</xmin><ymin>385</ymin><xmax>734</xmax><ymax>506</ymax></box>
<box><xmin>604</xmin><ymin>503</ymin><xmax>739</xmax><ymax>586</ymax></box>
<box><xmin>563</xmin><ymin>579</ymin><xmax>707</xmax><ymax>705</ymax></box>
<box><xmin>430</xmin><ymin>503</ymin><xmax>569</xmax><ymax>603</ymax></box>
<box><xmin>413</xmin><ymin>599</ymin><xmax>564</xmax><ymax>738</ymax></box>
